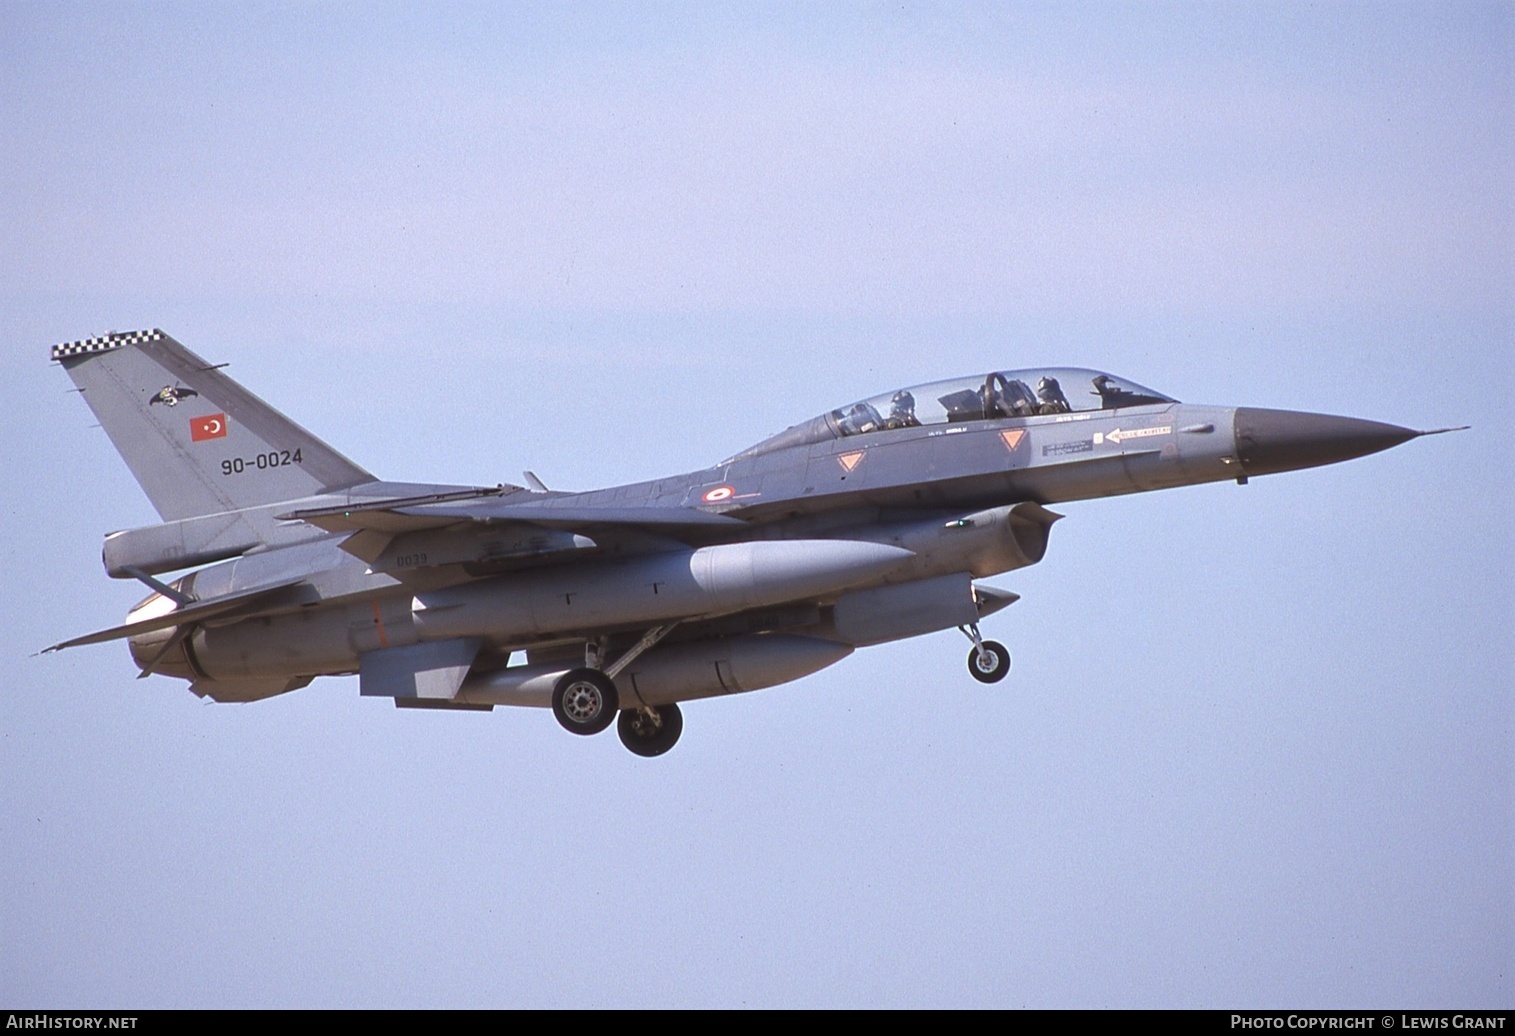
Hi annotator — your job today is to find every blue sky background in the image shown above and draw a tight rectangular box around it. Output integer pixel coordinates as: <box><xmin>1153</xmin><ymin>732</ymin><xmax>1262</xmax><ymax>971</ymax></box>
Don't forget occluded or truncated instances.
<box><xmin>1</xmin><ymin>1</ymin><xmax>1509</xmax><ymax>1007</ymax></box>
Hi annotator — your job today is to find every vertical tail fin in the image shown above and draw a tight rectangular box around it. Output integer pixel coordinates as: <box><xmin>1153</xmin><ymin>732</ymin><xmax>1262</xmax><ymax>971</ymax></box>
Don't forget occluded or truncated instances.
<box><xmin>53</xmin><ymin>329</ymin><xmax>375</xmax><ymax>520</ymax></box>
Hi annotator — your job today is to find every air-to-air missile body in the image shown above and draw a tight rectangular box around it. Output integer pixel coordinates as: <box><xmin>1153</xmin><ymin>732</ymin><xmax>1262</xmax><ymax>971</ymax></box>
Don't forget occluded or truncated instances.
<box><xmin>46</xmin><ymin>330</ymin><xmax>1457</xmax><ymax>756</ymax></box>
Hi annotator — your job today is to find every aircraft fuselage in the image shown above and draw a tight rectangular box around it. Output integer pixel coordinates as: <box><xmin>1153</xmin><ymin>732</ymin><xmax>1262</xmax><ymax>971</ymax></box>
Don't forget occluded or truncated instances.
<box><xmin>48</xmin><ymin>332</ymin><xmax>1434</xmax><ymax>755</ymax></box>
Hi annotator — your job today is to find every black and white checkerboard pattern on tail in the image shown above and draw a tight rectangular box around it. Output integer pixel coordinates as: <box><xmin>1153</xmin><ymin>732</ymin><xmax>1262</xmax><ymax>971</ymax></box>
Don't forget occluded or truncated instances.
<box><xmin>50</xmin><ymin>329</ymin><xmax>164</xmax><ymax>362</ymax></box>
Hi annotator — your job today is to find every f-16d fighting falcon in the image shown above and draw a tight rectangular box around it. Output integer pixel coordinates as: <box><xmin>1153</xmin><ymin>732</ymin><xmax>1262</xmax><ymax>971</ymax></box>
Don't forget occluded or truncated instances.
<box><xmin>44</xmin><ymin>330</ymin><xmax>1459</xmax><ymax>756</ymax></box>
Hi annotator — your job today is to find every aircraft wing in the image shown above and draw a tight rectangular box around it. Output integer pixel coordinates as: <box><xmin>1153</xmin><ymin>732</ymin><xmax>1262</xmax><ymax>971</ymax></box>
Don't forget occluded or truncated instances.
<box><xmin>401</xmin><ymin>500</ymin><xmax>750</xmax><ymax>531</ymax></box>
<box><xmin>279</xmin><ymin>497</ymin><xmax>749</xmax><ymax>536</ymax></box>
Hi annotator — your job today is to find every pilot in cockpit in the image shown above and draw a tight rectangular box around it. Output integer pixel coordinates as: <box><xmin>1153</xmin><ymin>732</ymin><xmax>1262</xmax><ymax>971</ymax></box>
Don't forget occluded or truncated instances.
<box><xmin>1036</xmin><ymin>376</ymin><xmax>1071</xmax><ymax>415</ymax></box>
<box><xmin>884</xmin><ymin>390</ymin><xmax>920</xmax><ymax>429</ymax></box>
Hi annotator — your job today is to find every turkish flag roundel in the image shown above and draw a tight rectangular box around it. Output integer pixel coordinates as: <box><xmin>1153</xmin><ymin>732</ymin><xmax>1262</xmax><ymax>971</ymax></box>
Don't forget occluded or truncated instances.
<box><xmin>190</xmin><ymin>413</ymin><xmax>228</xmax><ymax>441</ymax></box>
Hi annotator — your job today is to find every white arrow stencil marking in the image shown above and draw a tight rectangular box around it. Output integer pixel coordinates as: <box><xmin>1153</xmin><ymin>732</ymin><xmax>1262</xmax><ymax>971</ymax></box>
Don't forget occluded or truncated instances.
<box><xmin>1095</xmin><ymin>425</ymin><xmax>1173</xmax><ymax>446</ymax></box>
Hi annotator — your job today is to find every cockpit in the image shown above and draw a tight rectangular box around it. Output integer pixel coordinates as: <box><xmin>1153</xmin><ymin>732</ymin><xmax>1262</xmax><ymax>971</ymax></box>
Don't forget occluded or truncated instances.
<box><xmin>728</xmin><ymin>368</ymin><xmax>1177</xmax><ymax>461</ymax></box>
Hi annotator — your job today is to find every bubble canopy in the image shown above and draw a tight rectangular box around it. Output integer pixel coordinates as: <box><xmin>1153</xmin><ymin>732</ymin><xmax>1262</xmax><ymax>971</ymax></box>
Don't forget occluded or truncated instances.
<box><xmin>729</xmin><ymin>368</ymin><xmax>1177</xmax><ymax>461</ymax></box>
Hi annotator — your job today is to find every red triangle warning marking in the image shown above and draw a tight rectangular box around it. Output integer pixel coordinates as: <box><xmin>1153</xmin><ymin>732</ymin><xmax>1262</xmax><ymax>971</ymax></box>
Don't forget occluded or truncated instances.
<box><xmin>837</xmin><ymin>451</ymin><xmax>865</xmax><ymax>472</ymax></box>
<box><xmin>1000</xmin><ymin>429</ymin><xmax>1025</xmax><ymax>451</ymax></box>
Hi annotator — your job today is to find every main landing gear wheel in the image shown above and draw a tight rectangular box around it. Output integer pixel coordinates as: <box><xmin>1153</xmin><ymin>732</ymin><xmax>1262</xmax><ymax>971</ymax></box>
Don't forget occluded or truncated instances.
<box><xmin>617</xmin><ymin>703</ymin><xmax>684</xmax><ymax>758</ymax></box>
<box><xmin>552</xmin><ymin>668</ymin><xmax>619</xmax><ymax>735</ymax></box>
<box><xmin>968</xmin><ymin>641</ymin><xmax>1011</xmax><ymax>684</ymax></box>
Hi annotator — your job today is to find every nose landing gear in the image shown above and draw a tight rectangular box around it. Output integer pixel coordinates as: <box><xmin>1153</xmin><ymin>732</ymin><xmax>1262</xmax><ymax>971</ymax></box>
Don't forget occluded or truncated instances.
<box><xmin>960</xmin><ymin>623</ymin><xmax>1011</xmax><ymax>684</ymax></box>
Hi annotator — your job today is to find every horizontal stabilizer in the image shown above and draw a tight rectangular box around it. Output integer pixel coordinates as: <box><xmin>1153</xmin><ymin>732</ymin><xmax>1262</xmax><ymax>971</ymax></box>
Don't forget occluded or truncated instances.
<box><xmin>43</xmin><ymin>578</ymin><xmax>314</xmax><ymax>653</ymax></box>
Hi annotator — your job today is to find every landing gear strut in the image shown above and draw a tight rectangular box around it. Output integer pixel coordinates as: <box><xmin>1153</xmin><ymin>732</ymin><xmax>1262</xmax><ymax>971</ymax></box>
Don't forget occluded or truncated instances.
<box><xmin>617</xmin><ymin>703</ymin><xmax>683</xmax><ymax>757</ymax></box>
<box><xmin>554</xmin><ymin>626</ymin><xmax>684</xmax><ymax>748</ymax></box>
<box><xmin>960</xmin><ymin>623</ymin><xmax>1010</xmax><ymax>684</ymax></box>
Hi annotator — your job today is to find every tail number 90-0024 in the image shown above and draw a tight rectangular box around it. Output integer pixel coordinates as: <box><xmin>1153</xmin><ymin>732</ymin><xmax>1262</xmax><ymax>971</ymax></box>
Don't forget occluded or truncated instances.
<box><xmin>222</xmin><ymin>448</ymin><xmax>303</xmax><ymax>476</ymax></box>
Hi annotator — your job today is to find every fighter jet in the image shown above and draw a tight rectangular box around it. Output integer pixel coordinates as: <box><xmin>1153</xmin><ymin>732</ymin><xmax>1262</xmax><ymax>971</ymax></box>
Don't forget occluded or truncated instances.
<box><xmin>44</xmin><ymin>330</ymin><xmax>1459</xmax><ymax>757</ymax></box>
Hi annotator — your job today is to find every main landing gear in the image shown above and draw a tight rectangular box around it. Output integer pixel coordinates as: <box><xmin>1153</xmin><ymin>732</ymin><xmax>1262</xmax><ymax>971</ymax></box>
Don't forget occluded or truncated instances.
<box><xmin>551</xmin><ymin>668</ymin><xmax>618</xmax><ymax>735</ymax></box>
<box><xmin>617</xmin><ymin>703</ymin><xmax>683</xmax><ymax>757</ymax></box>
<box><xmin>550</xmin><ymin>668</ymin><xmax>685</xmax><ymax>756</ymax></box>
<box><xmin>550</xmin><ymin>628</ymin><xmax>685</xmax><ymax>756</ymax></box>
<box><xmin>960</xmin><ymin>623</ymin><xmax>1011</xmax><ymax>684</ymax></box>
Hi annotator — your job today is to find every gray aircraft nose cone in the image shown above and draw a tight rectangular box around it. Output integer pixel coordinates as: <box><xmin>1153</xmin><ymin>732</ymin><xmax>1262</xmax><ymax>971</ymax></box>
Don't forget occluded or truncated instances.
<box><xmin>1234</xmin><ymin>407</ymin><xmax>1419</xmax><ymax>476</ymax></box>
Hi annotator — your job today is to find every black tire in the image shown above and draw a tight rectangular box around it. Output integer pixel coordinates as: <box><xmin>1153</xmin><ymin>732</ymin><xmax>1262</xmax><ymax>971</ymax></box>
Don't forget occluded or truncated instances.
<box><xmin>552</xmin><ymin>668</ymin><xmax>619</xmax><ymax>735</ymax></box>
<box><xmin>617</xmin><ymin>702</ymin><xmax>684</xmax><ymax>758</ymax></box>
<box><xmin>967</xmin><ymin>641</ymin><xmax>1011</xmax><ymax>683</ymax></box>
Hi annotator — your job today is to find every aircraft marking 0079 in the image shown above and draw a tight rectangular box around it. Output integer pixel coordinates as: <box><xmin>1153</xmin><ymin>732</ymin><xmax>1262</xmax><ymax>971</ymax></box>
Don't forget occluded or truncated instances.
<box><xmin>44</xmin><ymin>329</ymin><xmax>1451</xmax><ymax>758</ymax></box>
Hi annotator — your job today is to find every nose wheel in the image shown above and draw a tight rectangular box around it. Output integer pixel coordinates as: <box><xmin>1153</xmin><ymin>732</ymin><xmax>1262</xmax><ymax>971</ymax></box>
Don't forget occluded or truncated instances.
<box><xmin>967</xmin><ymin>641</ymin><xmax>1011</xmax><ymax>682</ymax></box>
<box><xmin>960</xmin><ymin>624</ymin><xmax>1011</xmax><ymax>684</ymax></box>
